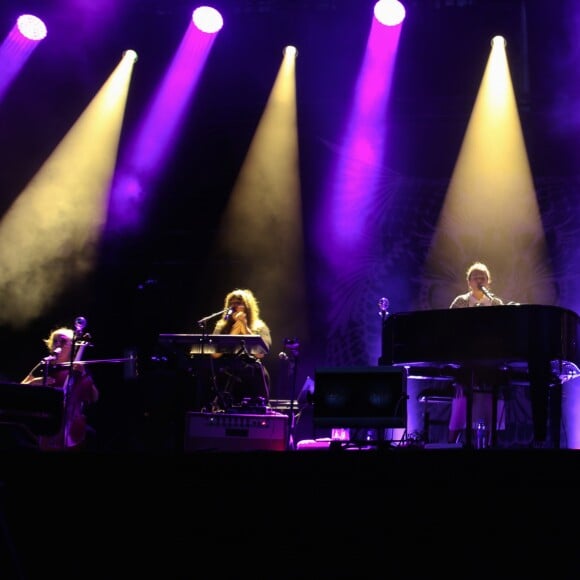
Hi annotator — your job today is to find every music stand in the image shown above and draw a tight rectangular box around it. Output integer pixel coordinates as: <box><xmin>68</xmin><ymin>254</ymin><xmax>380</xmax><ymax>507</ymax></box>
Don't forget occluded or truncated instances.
<box><xmin>159</xmin><ymin>334</ymin><xmax>269</xmax><ymax>357</ymax></box>
<box><xmin>158</xmin><ymin>334</ymin><xmax>270</xmax><ymax>411</ymax></box>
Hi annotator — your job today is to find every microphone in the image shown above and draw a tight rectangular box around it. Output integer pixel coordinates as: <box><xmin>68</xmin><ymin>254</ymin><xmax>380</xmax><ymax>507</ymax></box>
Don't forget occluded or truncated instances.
<box><xmin>378</xmin><ymin>297</ymin><xmax>389</xmax><ymax>318</ymax></box>
<box><xmin>478</xmin><ymin>284</ymin><xmax>494</xmax><ymax>300</ymax></box>
<box><xmin>223</xmin><ymin>307</ymin><xmax>234</xmax><ymax>321</ymax></box>
<box><xmin>74</xmin><ymin>316</ymin><xmax>87</xmax><ymax>333</ymax></box>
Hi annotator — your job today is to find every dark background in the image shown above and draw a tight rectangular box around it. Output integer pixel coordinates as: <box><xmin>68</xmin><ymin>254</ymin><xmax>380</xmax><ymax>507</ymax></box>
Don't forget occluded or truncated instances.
<box><xmin>0</xmin><ymin>0</ymin><xmax>578</xmax><ymax>450</ymax></box>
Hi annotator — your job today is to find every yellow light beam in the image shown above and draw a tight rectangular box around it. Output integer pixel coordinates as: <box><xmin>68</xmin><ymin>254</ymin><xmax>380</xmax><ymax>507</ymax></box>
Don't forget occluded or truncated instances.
<box><xmin>425</xmin><ymin>36</ymin><xmax>553</xmax><ymax>305</ymax></box>
<box><xmin>210</xmin><ymin>46</ymin><xmax>307</xmax><ymax>338</ymax></box>
<box><xmin>0</xmin><ymin>51</ymin><xmax>136</xmax><ymax>327</ymax></box>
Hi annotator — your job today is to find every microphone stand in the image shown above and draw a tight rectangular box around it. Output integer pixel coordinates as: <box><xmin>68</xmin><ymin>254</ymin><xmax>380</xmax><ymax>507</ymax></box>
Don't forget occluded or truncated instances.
<box><xmin>195</xmin><ymin>308</ymin><xmax>228</xmax><ymax>412</ymax></box>
<box><xmin>282</xmin><ymin>338</ymin><xmax>300</xmax><ymax>450</ymax></box>
<box><xmin>196</xmin><ymin>309</ymin><xmax>229</xmax><ymax>328</ymax></box>
<box><xmin>196</xmin><ymin>309</ymin><xmax>228</xmax><ymax>359</ymax></box>
<box><xmin>378</xmin><ymin>297</ymin><xmax>390</xmax><ymax>444</ymax></box>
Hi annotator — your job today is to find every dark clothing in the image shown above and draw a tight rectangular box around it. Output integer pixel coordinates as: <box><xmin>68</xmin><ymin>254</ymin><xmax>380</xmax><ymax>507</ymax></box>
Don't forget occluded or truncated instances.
<box><xmin>211</xmin><ymin>353</ymin><xmax>270</xmax><ymax>409</ymax></box>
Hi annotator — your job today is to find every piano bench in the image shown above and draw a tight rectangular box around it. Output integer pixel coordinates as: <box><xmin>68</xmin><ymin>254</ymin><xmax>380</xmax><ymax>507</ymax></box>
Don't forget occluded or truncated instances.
<box><xmin>418</xmin><ymin>393</ymin><xmax>454</xmax><ymax>443</ymax></box>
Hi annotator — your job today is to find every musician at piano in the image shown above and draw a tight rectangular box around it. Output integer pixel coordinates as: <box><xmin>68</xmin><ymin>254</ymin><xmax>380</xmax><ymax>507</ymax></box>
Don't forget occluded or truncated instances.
<box><xmin>449</xmin><ymin>261</ymin><xmax>504</xmax><ymax>308</ymax></box>
<box><xmin>448</xmin><ymin>262</ymin><xmax>505</xmax><ymax>443</ymax></box>
<box><xmin>21</xmin><ymin>327</ymin><xmax>100</xmax><ymax>451</ymax></box>
<box><xmin>207</xmin><ymin>288</ymin><xmax>272</xmax><ymax>409</ymax></box>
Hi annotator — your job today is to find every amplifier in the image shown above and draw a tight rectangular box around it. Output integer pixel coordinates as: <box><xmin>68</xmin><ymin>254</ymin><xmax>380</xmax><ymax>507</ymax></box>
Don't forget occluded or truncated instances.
<box><xmin>184</xmin><ymin>411</ymin><xmax>288</xmax><ymax>452</ymax></box>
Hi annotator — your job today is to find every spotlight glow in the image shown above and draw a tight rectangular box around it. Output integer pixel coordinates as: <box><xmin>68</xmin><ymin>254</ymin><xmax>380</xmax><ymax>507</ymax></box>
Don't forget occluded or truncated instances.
<box><xmin>16</xmin><ymin>14</ymin><xmax>47</xmax><ymax>41</ymax></box>
<box><xmin>491</xmin><ymin>35</ymin><xmax>507</xmax><ymax>48</ymax></box>
<box><xmin>192</xmin><ymin>6</ymin><xmax>224</xmax><ymax>34</ymax></box>
<box><xmin>283</xmin><ymin>45</ymin><xmax>298</xmax><ymax>58</ymax></box>
<box><xmin>123</xmin><ymin>49</ymin><xmax>138</xmax><ymax>63</ymax></box>
<box><xmin>374</xmin><ymin>0</ymin><xmax>406</xmax><ymax>27</ymax></box>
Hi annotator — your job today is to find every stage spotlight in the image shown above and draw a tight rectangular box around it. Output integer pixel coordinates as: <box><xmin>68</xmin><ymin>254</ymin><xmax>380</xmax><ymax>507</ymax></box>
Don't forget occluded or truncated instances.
<box><xmin>374</xmin><ymin>0</ymin><xmax>406</xmax><ymax>26</ymax></box>
<box><xmin>491</xmin><ymin>35</ymin><xmax>507</xmax><ymax>48</ymax></box>
<box><xmin>283</xmin><ymin>45</ymin><xmax>298</xmax><ymax>58</ymax></box>
<box><xmin>123</xmin><ymin>49</ymin><xmax>138</xmax><ymax>63</ymax></box>
<box><xmin>192</xmin><ymin>6</ymin><xmax>224</xmax><ymax>34</ymax></box>
<box><xmin>16</xmin><ymin>14</ymin><xmax>47</xmax><ymax>41</ymax></box>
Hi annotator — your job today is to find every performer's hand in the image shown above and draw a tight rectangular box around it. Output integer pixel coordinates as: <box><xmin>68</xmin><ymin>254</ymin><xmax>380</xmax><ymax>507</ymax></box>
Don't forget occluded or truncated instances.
<box><xmin>232</xmin><ymin>311</ymin><xmax>250</xmax><ymax>334</ymax></box>
<box><xmin>24</xmin><ymin>376</ymin><xmax>56</xmax><ymax>386</ymax></box>
<box><xmin>233</xmin><ymin>311</ymin><xmax>247</xmax><ymax>323</ymax></box>
<box><xmin>232</xmin><ymin>320</ymin><xmax>246</xmax><ymax>334</ymax></box>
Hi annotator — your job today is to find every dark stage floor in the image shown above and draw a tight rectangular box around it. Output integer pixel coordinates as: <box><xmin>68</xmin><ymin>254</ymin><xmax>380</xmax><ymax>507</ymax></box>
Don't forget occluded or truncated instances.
<box><xmin>1</xmin><ymin>447</ymin><xmax>579</xmax><ymax>579</ymax></box>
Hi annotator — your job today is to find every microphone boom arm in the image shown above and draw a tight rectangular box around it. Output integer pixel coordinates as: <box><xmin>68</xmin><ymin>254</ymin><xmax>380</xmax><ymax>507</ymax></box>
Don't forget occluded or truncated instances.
<box><xmin>197</xmin><ymin>309</ymin><xmax>228</xmax><ymax>326</ymax></box>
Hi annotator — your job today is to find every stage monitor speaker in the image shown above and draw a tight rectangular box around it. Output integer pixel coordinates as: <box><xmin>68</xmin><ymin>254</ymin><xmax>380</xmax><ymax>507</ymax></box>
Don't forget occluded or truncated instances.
<box><xmin>313</xmin><ymin>366</ymin><xmax>407</xmax><ymax>431</ymax></box>
<box><xmin>184</xmin><ymin>411</ymin><xmax>288</xmax><ymax>452</ymax></box>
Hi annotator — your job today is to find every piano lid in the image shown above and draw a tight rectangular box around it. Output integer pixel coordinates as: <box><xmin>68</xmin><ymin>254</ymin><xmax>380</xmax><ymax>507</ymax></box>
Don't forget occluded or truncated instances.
<box><xmin>158</xmin><ymin>333</ymin><xmax>269</xmax><ymax>355</ymax></box>
<box><xmin>381</xmin><ymin>303</ymin><xmax>580</xmax><ymax>367</ymax></box>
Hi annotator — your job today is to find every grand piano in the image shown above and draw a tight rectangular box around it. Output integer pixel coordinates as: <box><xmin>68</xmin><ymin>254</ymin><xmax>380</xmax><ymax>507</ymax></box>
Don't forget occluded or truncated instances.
<box><xmin>380</xmin><ymin>304</ymin><xmax>580</xmax><ymax>448</ymax></box>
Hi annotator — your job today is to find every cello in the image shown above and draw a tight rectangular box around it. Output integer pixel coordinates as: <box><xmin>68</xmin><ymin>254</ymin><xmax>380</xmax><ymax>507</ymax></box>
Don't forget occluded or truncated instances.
<box><xmin>28</xmin><ymin>324</ymin><xmax>99</xmax><ymax>451</ymax></box>
<box><xmin>60</xmin><ymin>334</ymin><xmax>95</xmax><ymax>450</ymax></box>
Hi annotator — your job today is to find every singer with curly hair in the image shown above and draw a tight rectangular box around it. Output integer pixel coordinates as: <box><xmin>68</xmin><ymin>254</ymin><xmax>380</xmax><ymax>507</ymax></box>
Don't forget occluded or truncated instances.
<box><xmin>197</xmin><ymin>288</ymin><xmax>272</xmax><ymax>412</ymax></box>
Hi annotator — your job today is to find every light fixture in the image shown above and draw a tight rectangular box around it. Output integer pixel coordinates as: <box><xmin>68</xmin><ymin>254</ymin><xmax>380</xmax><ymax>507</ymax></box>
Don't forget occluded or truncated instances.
<box><xmin>374</xmin><ymin>0</ymin><xmax>406</xmax><ymax>27</ymax></box>
<box><xmin>283</xmin><ymin>45</ymin><xmax>298</xmax><ymax>58</ymax></box>
<box><xmin>16</xmin><ymin>14</ymin><xmax>47</xmax><ymax>41</ymax></box>
<box><xmin>123</xmin><ymin>49</ymin><xmax>138</xmax><ymax>63</ymax></box>
<box><xmin>491</xmin><ymin>35</ymin><xmax>507</xmax><ymax>48</ymax></box>
<box><xmin>192</xmin><ymin>6</ymin><xmax>224</xmax><ymax>34</ymax></box>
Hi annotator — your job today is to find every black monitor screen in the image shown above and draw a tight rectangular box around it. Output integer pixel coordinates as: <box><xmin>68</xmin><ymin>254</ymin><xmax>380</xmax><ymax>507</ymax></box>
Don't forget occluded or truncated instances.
<box><xmin>313</xmin><ymin>366</ymin><xmax>407</xmax><ymax>429</ymax></box>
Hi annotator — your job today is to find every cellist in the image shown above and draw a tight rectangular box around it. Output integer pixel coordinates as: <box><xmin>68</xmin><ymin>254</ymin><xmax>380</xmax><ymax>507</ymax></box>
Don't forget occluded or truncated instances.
<box><xmin>21</xmin><ymin>327</ymin><xmax>99</xmax><ymax>451</ymax></box>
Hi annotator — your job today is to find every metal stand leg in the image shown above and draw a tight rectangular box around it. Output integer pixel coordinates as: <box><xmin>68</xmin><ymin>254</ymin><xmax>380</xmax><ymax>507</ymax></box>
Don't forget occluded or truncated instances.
<box><xmin>280</xmin><ymin>338</ymin><xmax>300</xmax><ymax>450</ymax></box>
<box><xmin>549</xmin><ymin>377</ymin><xmax>562</xmax><ymax>449</ymax></box>
<box><xmin>491</xmin><ymin>383</ymin><xmax>498</xmax><ymax>448</ymax></box>
<box><xmin>465</xmin><ymin>370</ymin><xmax>474</xmax><ymax>448</ymax></box>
